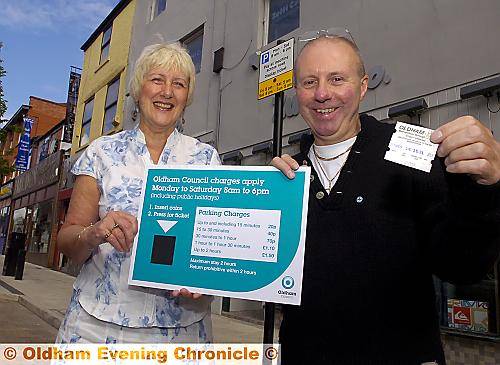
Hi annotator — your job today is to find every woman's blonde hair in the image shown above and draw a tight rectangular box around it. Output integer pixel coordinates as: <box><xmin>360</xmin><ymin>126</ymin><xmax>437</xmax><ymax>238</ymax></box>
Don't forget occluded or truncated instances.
<box><xmin>130</xmin><ymin>43</ymin><xmax>196</xmax><ymax>105</ymax></box>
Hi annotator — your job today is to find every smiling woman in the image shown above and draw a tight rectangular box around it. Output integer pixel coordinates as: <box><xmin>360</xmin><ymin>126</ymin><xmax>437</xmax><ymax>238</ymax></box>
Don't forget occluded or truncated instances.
<box><xmin>55</xmin><ymin>43</ymin><xmax>221</xmax><ymax>344</ymax></box>
<box><xmin>137</xmin><ymin>67</ymin><xmax>189</xmax><ymax>151</ymax></box>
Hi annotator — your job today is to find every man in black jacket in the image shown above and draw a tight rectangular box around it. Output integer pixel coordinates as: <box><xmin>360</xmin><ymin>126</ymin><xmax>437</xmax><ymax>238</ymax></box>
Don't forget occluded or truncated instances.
<box><xmin>272</xmin><ymin>34</ymin><xmax>500</xmax><ymax>364</ymax></box>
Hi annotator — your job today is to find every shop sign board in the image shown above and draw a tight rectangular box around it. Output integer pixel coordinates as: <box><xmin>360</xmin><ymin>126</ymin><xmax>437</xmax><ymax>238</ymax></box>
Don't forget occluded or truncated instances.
<box><xmin>15</xmin><ymin>117</ymin><xmax>34</xmax><ymax>171</ymax></box>
<box><xmin>13</xmin><ymin>150</ymin><xmax>62</xmax><ymax>198</ymax></box>
<box><xmin>0</xmin><ymin>182</ymin><xmax>13</xmax><ymax>199</ymax></box>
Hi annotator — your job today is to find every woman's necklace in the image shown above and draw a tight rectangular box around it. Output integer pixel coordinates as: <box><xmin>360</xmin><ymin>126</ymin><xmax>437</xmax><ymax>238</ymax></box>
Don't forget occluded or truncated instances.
<box><xmin>312</xmin><ymin>145</ymin><xmax>352</xmax><ymax>194</ymax></box>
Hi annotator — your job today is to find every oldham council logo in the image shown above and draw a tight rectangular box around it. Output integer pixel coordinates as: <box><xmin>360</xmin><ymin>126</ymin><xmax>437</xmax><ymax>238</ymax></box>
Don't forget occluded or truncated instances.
<box><xmin>281</xmin><ymin>276</ymin><xmax>294</xmax><ymax>289</ymax></box>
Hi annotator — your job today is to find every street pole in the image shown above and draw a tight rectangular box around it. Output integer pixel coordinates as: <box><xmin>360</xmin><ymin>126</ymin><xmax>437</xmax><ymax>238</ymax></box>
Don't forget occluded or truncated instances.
<box><xmin>259</xmin><ymin>37</ymin><xmax>292</xmax><ymax>349</ymax></box>
<box><xmin>272</xmin><ymin>90</ymin><xmax>284</xmax><ymax>158</ymax></box>
<box><xmin>271</xmin><ymin>38</ymin><xmax>286</xmax><ymax>159</ymax></box>
<box><xmin>264</xmin><ymin>77</ymin><xmax>285</xmax><ymax>346</ymax></box>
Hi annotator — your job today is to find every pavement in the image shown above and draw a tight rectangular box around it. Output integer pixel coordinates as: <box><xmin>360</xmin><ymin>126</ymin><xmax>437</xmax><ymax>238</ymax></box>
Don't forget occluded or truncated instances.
<box><xmin>0</xmin><ymin>296</ymin><xmax>59</xmax><ymax>342</ymax></box>
<box><xmin>0</xmin><ymin>255</ymin><xmax>279</xmax><ymax>343</ymax></box>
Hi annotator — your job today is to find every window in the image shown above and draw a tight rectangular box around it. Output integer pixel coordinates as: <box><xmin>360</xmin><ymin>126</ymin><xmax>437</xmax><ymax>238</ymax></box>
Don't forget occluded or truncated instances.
<box><xmin>182</xmin><ymin>26</ymin><xmax>204</xmax><ymax>73</ymax></box>
<box><xmin>102</xmin><ymin>77</ymin><xmax>120</xmax><ymax>134</ymax></box>
<box><xmin>80</xmin><ymin>98</ymin><xmax>94</xmax><ymax>147</ymax></box>
<box><xmin>155</xmin><ymin>0</ymin><xmax>167</xmax><ymax>17</ymax></box>
<box><xmin>28</xmin><ymin>201</ymin><xmax>53</xmax><ymax>254</ymax></box>
<box><xmin>0</xmin><ymin>206</ymin><xmax>11</xmax><ymax>250</ymax></box>
<box><xmin>434</xmin><ymin>263</ymin><xmax>500</xmax><ymax>337</ymax></box>
<box><xmin>267</xmin><ymin>0</ymin><xmax>300</xmax><ymax>43</ymax></box>
<box><xmin>100</xmin><ymin>25</ymin><xmax>112</xmax><ymax>64</ymax></box>
<box><xmin>39</xmin><ymin>137</ymin><xmax>50</xmax><ymax>162</ymax></box>
<box><xmin>12</xmin><ymin>208</ymin><xmax>27</xmax><ymax>234</ymax></box>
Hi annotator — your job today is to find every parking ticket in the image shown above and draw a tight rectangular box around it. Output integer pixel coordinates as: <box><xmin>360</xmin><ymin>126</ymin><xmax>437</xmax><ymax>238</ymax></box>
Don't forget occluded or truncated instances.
<box><xmin>384</xmin><ymin>122</ymin><xmax>439</xmax><ymax>173</ymax></box>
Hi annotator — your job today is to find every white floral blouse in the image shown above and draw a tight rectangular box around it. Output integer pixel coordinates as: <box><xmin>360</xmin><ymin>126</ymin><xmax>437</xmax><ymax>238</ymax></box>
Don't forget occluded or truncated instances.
<box><xmin>70</xmin><ymin>126</ymin><xmax>221</xmax><ymax>328</ymax></box>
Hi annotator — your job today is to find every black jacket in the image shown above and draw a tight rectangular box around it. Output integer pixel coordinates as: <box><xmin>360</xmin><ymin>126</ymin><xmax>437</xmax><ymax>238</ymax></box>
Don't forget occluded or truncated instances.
<box><xmin>279</xmin><ymin>115</ymin><xmax>500</xmax><ymax>365</ymax></box>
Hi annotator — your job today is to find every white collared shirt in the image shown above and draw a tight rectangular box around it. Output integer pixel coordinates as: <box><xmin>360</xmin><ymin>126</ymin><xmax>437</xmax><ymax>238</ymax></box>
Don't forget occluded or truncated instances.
<box><xmin>71</xmin><ymin>126</ymin><xmax>221</xmax><ymax>328</ymax></box>
<box><xmin>308</xmin><ymin>136</ymin><xmax>357</xmax><ymax>192</ymax></box>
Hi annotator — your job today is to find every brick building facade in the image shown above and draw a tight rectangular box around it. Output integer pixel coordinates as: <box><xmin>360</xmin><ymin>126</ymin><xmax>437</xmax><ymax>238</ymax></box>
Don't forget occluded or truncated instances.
<box><xmin>0</xmin><ymin>97</ymin><xmax>66</xmax><ymax>183</ymax></box>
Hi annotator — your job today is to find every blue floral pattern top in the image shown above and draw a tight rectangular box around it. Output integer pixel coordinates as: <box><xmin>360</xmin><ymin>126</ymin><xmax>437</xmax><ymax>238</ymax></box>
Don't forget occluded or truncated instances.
<box><xmin>71</xmin><ymin>127</ymin><xmax>221</xmax><ymax>328</ymax></box>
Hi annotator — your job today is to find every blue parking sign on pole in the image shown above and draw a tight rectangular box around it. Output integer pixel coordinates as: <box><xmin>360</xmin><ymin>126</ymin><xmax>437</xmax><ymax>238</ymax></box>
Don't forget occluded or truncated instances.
<box><xmin>261</xmin><ymin>51</ymin><xmax>270</xmax><ymax>64</ymax></box>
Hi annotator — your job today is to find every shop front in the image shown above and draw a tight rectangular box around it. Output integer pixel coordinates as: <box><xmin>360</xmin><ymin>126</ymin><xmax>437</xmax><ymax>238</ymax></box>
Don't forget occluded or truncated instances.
<box><xmin>435</xmin><ymin>262</ymin><xmax>500</xmax><ymax>362</ymax></box>
<box><xmin>10</xmin><ymin>150</ymin><xmax>63</xmax><ymax>268</ymax></box>
<box><xmin>0</xmin><ymin>181</ymin><xmax>14</xmax><ymax>254</ymax></box>
<box><xmin>55</xmin><ymin>156</ymin><xmax>78</xmax><ymax>274</ymax></box>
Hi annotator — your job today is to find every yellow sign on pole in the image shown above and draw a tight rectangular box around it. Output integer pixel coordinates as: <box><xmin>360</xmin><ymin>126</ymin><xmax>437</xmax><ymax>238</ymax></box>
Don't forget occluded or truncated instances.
<box><xmin>258</xmin><ymin>70</ymin><xmax>294</xmax><ymax>100</ymax></box>
<box><xmin>258</xmin><ymin>38</ymin><xmax>294</xmax><ymax>100</ymax></box>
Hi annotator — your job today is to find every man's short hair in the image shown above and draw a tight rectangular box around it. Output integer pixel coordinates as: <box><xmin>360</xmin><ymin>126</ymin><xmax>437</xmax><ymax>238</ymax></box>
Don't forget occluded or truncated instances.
<box><xmin>295</xmin><ymin>36</ymin><xmax>366</xmax><ymax>79</ymax></box>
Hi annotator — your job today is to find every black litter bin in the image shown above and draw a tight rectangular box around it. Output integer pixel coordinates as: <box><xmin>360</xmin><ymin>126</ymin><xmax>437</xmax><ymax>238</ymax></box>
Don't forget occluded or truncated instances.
<box><xmin>2</xmin><ymin>232</ymin><xmax>26</xmax><ymax>276</ymax></box>
<box><xmin>14</xmin><ymin>249</ymin><xmax>27</xmax><ymax>280</ymax></box>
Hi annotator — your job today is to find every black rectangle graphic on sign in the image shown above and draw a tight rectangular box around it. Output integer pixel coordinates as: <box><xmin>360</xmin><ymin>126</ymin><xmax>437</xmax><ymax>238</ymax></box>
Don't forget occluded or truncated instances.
<box><xmin>151</xmin><ymin>235</ymin><xmax>176</xmax><ymax>265</ymax></box>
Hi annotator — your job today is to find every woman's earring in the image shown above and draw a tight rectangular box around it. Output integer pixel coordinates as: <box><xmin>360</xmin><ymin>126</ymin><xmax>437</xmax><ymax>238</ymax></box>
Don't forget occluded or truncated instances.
<box><xmin>132</xmin><ymin>103</ymin><xmax>139</xmax><ymax>122</ymax></box>
<box><xmin>176</xmin><ymin>115</ymin><xmax>186</xmax><ymax>133</ymax></box>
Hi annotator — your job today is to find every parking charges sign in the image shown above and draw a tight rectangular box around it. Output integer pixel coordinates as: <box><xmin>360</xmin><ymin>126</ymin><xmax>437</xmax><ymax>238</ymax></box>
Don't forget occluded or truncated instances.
<box><xmin>258</xmin><ymin>38</ymin><xmax>294</xmax><ymax>100</ymax></box>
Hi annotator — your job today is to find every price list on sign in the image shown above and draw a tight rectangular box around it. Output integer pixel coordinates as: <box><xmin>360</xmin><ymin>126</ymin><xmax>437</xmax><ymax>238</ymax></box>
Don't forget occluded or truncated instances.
<box><xmin>191</xmin><ymin>207</ymin><xmax>281</xmax><ymax>263</ymax></box>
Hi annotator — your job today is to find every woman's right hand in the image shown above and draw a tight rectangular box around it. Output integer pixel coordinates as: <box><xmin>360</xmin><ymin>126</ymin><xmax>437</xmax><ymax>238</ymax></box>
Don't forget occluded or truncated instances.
<box><xmin>83</xmin><ymin>211</ymin><xmax>138</xmax><ymax>253</ymax></box>
<box><xmin>271</xmin><ymin>154</ymin><xmax>300</xmax><ymax>179</ymax></box>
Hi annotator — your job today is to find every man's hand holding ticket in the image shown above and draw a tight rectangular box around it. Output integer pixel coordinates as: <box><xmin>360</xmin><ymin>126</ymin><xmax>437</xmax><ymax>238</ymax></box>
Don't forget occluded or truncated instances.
<box><xmin>385</xmin><ymin>117</ymin><xmax>500</xmax><ymax>185</ymax></box>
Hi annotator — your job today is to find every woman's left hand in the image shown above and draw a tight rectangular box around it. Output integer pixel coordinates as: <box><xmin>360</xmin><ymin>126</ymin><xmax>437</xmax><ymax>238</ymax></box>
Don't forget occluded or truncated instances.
<box><xmin>172</xmin><ymin>288</ymin><xmax>203</xmax><ymax>299</ymax></box>
<box><xmin>92</xmin><ymin>210</ymin><xmax>138</xmax><ymax>252</ymax></box>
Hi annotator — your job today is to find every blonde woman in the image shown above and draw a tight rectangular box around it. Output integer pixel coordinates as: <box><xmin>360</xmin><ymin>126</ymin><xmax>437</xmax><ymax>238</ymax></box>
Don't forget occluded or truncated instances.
<box><xmin>56</xmin><ymin>43</ymin><xmax>219</xmax><ymax>343</ymax></box>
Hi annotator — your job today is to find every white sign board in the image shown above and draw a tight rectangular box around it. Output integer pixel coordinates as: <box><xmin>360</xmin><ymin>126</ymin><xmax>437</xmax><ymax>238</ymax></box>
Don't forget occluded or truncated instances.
<box><xmin>258</xmin><ymin>38</ymin><xmax>294</xmax><ymax>99</ymax></box>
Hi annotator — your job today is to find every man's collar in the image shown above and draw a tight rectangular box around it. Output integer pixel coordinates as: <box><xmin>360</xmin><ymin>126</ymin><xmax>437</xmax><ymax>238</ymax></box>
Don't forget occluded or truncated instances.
<box><xmin>299</xmin><ymin>114</ymin><xmax>378</xmax><ymax>155</ymax></box>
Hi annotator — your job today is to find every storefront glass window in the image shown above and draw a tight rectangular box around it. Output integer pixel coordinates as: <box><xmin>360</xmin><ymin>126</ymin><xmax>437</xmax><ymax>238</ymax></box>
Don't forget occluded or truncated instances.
<box><xmin>12</xmin><ymin>207</ymin><xmax>27</xmax><ymax>234</ymax></box>
<box><xmin>435</xmin><ymin>262</ymin><xmax>499</xmax><ymax>336</ymax></box>
<box><xmin>0</xmin><ymin>206</ymin><xmax>11</xmax><ymax>254</ymax></box>
<box><xmin>28</xmin><ymin>201</ymin><xmax>52</xmax><ymax>254</ymax></box>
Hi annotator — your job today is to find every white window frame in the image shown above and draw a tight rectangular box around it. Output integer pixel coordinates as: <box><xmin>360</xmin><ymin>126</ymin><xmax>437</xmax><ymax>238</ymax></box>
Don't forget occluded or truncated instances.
<box><xmin>258</xmin><ymin>0</ymin><xmax>271</xmax><ymax>48</ymax></box>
